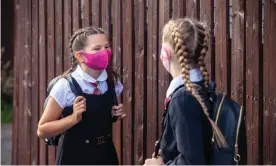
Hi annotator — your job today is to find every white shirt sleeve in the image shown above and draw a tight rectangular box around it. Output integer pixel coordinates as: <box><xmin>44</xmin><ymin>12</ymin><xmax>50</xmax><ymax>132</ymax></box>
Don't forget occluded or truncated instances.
<box><xmin>49</xmin><ymin>78</ymin><xmax>76</xmax><ymax>109</ymax></box>
<box><xmin>115</xmin><ymin>79</ymin><xmax>124</xmax><ymax>97</ymax></box>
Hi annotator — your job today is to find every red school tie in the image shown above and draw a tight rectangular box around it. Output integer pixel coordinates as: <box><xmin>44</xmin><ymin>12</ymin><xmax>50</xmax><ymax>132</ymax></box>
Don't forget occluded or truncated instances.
<box><xmin>91</xmin><ymin>82</ymin><xmax>100</xmax><ymax>95</ymax></box>
<box><xmin>164</xmin><ymin>97</ymin><xmax>170</xmax><ymax>109</ymax></box>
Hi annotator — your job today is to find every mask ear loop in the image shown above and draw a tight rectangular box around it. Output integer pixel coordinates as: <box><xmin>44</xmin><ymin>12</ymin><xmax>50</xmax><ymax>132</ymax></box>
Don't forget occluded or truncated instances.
<box><xmin>163</xmin><ymin>47</ymin><xmax>171</xmax><ymax>61</ymax></box>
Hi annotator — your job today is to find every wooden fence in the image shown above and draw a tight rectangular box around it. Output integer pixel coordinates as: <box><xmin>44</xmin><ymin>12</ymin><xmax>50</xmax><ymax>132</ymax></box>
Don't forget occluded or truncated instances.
<box><xmin>12</xmin><ymin>0</ymin><xmax>276</xmax><ymax>165</ymax></box>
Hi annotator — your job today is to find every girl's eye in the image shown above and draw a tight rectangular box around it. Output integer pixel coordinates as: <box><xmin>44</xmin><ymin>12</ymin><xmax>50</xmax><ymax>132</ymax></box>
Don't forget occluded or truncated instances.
<box><xmin>105</xmin><ymin>46</ymin><xmax>110</xmax><ymax>49</ymax></box>
<box><xmin>93</xmin><ymin>47</ymin><xmax>101</xmax><ymax>51</ymax></box>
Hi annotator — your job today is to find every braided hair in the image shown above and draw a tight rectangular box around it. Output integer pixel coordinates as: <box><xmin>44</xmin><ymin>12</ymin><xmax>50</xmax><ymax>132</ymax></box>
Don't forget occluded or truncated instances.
<box><xmin>62</xmin><ymin>27</ymin><xmax>118</xmax><ymax>83</ymax></box>
<box><xmin>162</xmin><ymin>18</ymin><xmax>227</xmax><ymax>148</ymax></box>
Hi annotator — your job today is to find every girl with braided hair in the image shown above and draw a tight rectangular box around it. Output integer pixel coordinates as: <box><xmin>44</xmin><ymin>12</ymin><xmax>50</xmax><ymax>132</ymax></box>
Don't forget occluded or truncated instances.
<box><xmin>37</xmin><ymin>27</ymin><xmax>125</xmax><ymax>165</ymax></box>
<box><xmin>144</xmin><ymin>18</ymin><xmax>227</xmax><ymax>165</ymax></box>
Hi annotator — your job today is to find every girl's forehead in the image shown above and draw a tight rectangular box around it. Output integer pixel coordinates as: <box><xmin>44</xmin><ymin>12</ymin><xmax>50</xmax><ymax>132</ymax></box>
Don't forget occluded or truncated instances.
<box><xmin>87</xmin><ymin>34</ymin><xmax>109</xmax><ymax>46</ymax></box>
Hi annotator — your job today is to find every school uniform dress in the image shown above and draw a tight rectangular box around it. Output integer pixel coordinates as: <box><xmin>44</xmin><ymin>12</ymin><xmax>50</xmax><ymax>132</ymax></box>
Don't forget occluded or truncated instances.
<box><xmin>160</xmin><ymin>69</ymin><xmax>213</xmax><ymax>165</ymax></box>
<box><xmin>49</xmin><ymin>66</ymin><xmax>123</xmax><ymax>165</ymax></box>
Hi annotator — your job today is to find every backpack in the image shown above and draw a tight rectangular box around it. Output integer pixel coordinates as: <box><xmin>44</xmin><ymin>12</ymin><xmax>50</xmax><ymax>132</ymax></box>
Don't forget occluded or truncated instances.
<box><xmin>43</xmin><ymin>74</ymin><xmax>118</xmax><ymax>146</ymax></box>
<box><xmin>154</xmin><ymin>82</ymin><xmax>247</xmax><ymax>165</ymax></box>
<box><xmin>208</xmin><ymin>82</ymin><xmax>247</xmax><ymax>165</ymax></box>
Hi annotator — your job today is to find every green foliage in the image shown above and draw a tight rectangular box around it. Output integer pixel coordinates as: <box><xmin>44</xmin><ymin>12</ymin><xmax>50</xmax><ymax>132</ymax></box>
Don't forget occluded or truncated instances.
<box><xmin>1</xmin><ymin>99</ymin><xmax>12</xmax><ymax>124</ymax></box>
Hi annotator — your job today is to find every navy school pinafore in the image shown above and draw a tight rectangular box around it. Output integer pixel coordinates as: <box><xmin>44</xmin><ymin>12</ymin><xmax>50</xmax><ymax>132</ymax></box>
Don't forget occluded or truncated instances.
<box><xmin>55</xmin><ymin>75</ymin><xmax>119</xmax><ymax>165</ymax></box>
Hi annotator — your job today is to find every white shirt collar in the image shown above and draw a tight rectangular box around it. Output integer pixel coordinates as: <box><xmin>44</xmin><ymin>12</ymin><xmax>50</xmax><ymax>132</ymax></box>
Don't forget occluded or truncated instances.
<box><xmin>166</xmin><ymin>68</ymin><xmax>203</xmax><ymax>97</ymax></box>
<box><xmin>166</xmin><ymin>75</ymin><xmax>184</xmax><ymax>98</ymax></box>
<box><xmin>74</xmin><ymin>65</ymin><xmax>108</xmax><ymax>83</ymax></box>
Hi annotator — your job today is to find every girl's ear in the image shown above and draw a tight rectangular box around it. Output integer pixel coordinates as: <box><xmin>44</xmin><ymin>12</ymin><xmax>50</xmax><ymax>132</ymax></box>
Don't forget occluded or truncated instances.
<box><xmin>75</xmin><ymin>52</ymin><xmax>85</xmax><ymax>63</ymax></box>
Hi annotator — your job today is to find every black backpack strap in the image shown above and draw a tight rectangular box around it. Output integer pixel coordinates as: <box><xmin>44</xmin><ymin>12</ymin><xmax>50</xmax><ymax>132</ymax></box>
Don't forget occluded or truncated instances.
<box><xmin>208</xmin><ymin>81</ymin><xmax>217</xmax><ymax>102</ymax></box>
<box><xmin>66</xmin><ymin>74</ymin><xmax>83</xmax><ymax>96</ymax></box>
<box><xmin>107</xmin><ymin>79</ymin><xmax>119</xmax><ymax>122</ymax></box>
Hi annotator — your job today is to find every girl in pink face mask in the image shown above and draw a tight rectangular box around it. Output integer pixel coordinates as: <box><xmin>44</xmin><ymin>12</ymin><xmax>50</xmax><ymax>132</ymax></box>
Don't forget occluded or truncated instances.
<box><xmin>38</xmin><ymin>27</ymin><xmax>125</xmax><ymax>165</ymax></box>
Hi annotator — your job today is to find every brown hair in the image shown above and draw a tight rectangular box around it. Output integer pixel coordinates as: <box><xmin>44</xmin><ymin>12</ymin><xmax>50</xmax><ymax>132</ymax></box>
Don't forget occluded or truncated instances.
<box><xmin>62</xmin><ymin>27</ymin><xmax>119</xmax><ymax>84</ymax></box>
<box><xmin>162</xmin><ymin>18</ymin><xmax>227</xmax><ymax>148</ymax></box>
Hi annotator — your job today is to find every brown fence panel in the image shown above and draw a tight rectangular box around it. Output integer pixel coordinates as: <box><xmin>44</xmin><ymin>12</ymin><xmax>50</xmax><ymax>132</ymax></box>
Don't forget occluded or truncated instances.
<box><xmin>101</xmin><ymin>0</ymin><xmax>110</xmax><ymax>33</ymax></box>
<box><xmin>186</xmin><ymin>0</ymin><xmax>200</xmax><ymax>19</ymax></box>
<box><xmin>82</xmin><ymin>0</ymin><xmax>91</xmax><ymax>27</ymax></box>
<box><xmin>200</xmin><ymin>0</ymin><xmax>215</xmax><ymax>81</ymax></box>
<box><xmin>31</xmin><ymin>0</ymin><xmax>39</xmax><ymax>164</ymax></box>
<box><xmin>63</xmin><ymin>0</ymin><xmax>72</xmax><ymax>70</ymax></box>
<box><xmin>245</xmin><ymin>0</ymin><xmax>262</xmax><ymax>164</ymax></box>
<box><xmin>46</xmin><ymin>0</ymin><xmax>56</xmax><ymax>164</ymax></box>
<box><xmin>263</xmin><ymin>0</ymin><xmax>276</xmax><ymax>164</ymax></box>
<box><xmin>122</xmin><ymin>0</ymin><xmax>134</xmax><ymax>164</ymax></box>
<box><xmin>22</xmin><ymin>0</ymin><xmax>32</xmax><ymax>164</ymax></box>
<box><xmin>133</xmin><ymin>0</ymin><xmax>146</xmax><ymax>164</ymax></box>
<box><xmin>158</xmin><ymin>0</ymin><xmax>171</xmax><ymax>136</ymax></box>
<box><xmin>172</xmin><ymin>0</ymin><xmax>186</xmax><ymax>18</ymax></box>
<box><xmin>146</xmin><ymin>0</ymin><xmax>159</xmax><ymax>160</ymax></box>
<box><xmin>13</xmin><ymin>0</ymin><xmax>20</xmax><ymax>164</ymax></box>
<box><xmin>73</xmin><ymin>0</ymin><xmax>81</xmax><ymax>31</ymax></box>
<box><xmin>38</xmin><ymin>0</ymin><xmax>47</xmax><ymax>164</ymax></box>
<box><xmin>215</xmin><ymin>0</ymin><xmax>230</xmax><ymax>94</ymax></box>
<box><xmin>231</xmin><ymin>0</ymin><xmax>245</xmax><ymax>108</ymax></box>
<box><xmin>91</xmin><ymin>0</ymin><xmax>100</xmax><ymax>27</ymax></box>
<box><xmin>111</xmin><ymin>0</ymin><xmax>122</xmax><ymax>164</ymax></box>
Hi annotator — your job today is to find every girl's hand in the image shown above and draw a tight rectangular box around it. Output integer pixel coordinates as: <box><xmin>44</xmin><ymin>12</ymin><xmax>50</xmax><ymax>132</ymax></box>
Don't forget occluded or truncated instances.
<box><xmin>112</xmin><ymin>103</ymin><xmax>126</xmax><ymax>120</ymax></box>
<box><xmin>144</xmin><ymin>156</ymin><xmax>164</xmax><ymax>165</ymax></box>
<box><xmin>71</xmin><ymin>96</ymin><xmax>86</xmax><ymax>124</ymax></box>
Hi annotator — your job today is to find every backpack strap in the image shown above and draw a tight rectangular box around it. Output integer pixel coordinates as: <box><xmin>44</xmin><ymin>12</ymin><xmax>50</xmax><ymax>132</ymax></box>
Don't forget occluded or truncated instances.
<box><xmin>66</xmin><ymin>74</ymin><xmax>83</xmax><ymax>96</ymax></box>
<box><xmin>208</xmin><ymin>81</ymin><xmax>217</xmax><ymax>102</ymax></box>
<box><xmin>107</xmin><ymin>77</ymin><xmax>119</xmax><ymax>122</ymax></box>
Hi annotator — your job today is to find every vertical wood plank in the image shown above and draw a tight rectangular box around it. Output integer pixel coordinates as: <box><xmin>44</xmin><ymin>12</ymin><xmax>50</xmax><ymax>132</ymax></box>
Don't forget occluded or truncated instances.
<box><xmin>231</xmin><ymin>1</ymin><xmax>248</xmax><ymax>164</ymax></box>
<box><xmin>172</xmin><ymin>0</ymin><xmax>185</xmax><ymax>18</ymax></box>
<box><xmin>82</xmin><ymin>0</ymin><xmax>91</xmax><ymax>27</ymax></box>
<box><xmin>31</xmin><ymin>0</ymin><xmax>39</xmax><ymax>164</ymax></box>
<box><xmin>91</xmin><ymin>0</ymin><xmax>100</xmax><ymax>27</ymax></box>
<box><xmin>200</xmin><ymin>0</ymin><xmax>215</xmax><ymax>81</ymax></box>
<box><xmin>146</xmin><ymin>0</ymin><xmax>158</xmax><ymax>159</ymax></box>
<box><xmin>215</xmin><ymin>0</ymin><xmax>230</xmax><ymax>94</ymax></box>
<box><xmin>13</xmin><ymin>0</ymin><xmax>21</xmax><ymax>164</ymax></box>
<box><xmin>38</xmin><ymin>0</ymin><xmax>47</xmax><ymax>164</ymax></box>
<box><xmin>231</xmin><ymin>1</ymin><xmax>245</xmax><ymax>110</ymax></box>
<box><xmin>73</xmin><ymin>0</ymin><xmax>81</xmax><ymax>32</ymax></box>
<box><xmin>133</xmin><ymin>0</ymin><xmax>145</xmax><ymax>164</ymax></box>
<box><xmin>263</xmin><ymin>0</ymin><xmax>276</xmax><ymax>164</ymax></box>
<box><xmin>63</xmin><ymin>0</ymin><xmax>72</xmax><ymax>70</ymax></box>
<box><xmin>111</xmin><ymin>0</ymin><xmax>122</xmax><ymax>164</ymax></box>
<box><xmin>19</xmin><ymin>0</ymin><xmax>32</xmax><ymax>164</ymax></box>
<box><xmin>55</xmin><ymin>0</ymin><xmax>63</xmax><ymax>76</ymax></box>
<box><xmin>158</xmin><ymin>0</ymin><xmax>171</xmax><ymax>136</ymax></box>
<box><xmin>47</xmin><ymin>0</ymin><xmax>56</xmax><ymax>164</ymax></box>
<box><xmin>269</xmin><ymin>2</ymin><xmax>276</xmax><ymax>164</ymax></box>
<box><xmin>16</xmin><ymin>0</ymin><xmax>25</xmax><ymax>164</ymax></box>
<box><xmin>101</xmin><ymin>0</ymin><xmax>110</xmax><ymax>32</ymax></box>
<box><xmin>122</xmin><ymin>0</ymin><xmax>133</xmax><ymax>164</ymax></box>
<box><xmin>245</xmin><ymin>0</ymin><xmax>262</xmax><ymax>164</ymax></box>
<box><xmin>186</xmin><ymin>0</ymin><xmax>200</xmax><ymax>19</ymax></box>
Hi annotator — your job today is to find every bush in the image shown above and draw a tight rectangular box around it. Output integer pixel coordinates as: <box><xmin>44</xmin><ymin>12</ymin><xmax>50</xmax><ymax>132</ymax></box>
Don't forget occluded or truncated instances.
<box><xmin>1</xmin><ymin>99</ymin><xmax>12</xmax><ymax>123</ymax></box>
<box><xmin>1</xmin><ymin>47</ymin><xmax>13</xmax><ymax>123</ymax></box>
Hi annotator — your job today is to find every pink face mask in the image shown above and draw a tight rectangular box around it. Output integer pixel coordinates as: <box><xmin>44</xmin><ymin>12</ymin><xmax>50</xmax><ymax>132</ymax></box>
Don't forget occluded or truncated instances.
<box><xmin>80</xmin><ymin>49</ymin><xmax>112</xmax><ymax>70</ymax></box>
<box><xmin>160</xmin><ymin>46</ymin><xmax>171</xmax><ymax>73</ymax></box>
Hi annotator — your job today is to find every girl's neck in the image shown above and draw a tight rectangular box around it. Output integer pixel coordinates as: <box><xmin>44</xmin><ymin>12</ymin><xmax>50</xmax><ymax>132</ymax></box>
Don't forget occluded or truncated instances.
<box><xmin>80</xmin><ymin>64</ymin><xmax>102</xmax><ymax>79</ymax></box>
<box><xmin>171</xmin><ymin>62</ymin><xmax>199</xmax><ymax>78</ymax></box>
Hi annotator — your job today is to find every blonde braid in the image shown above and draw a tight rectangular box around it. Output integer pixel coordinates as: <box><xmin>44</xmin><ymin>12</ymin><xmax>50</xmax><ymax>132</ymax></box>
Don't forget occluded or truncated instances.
<box><xmin>172</xmin><ymin>26</ymin><xmax>192</xmax><ymax>91</ymax></box>
<box><xmin>194</xmin><ymin>22</ymin><xmax>210</xmax><ymax>89</ymax></box>
<box><xmin>167</xmin><ymin>18</ymin><xmax>227</xmax><ymax>148</ymax></box>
